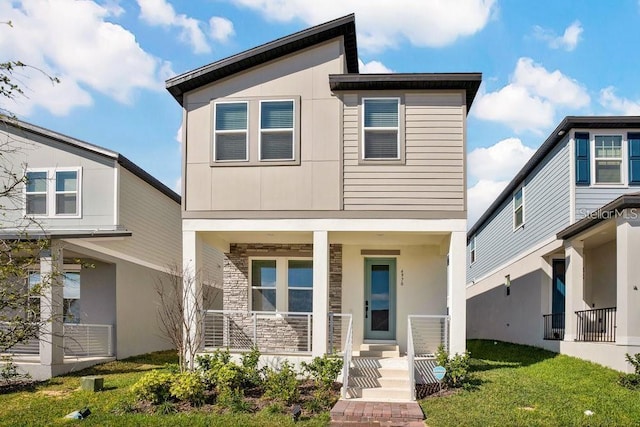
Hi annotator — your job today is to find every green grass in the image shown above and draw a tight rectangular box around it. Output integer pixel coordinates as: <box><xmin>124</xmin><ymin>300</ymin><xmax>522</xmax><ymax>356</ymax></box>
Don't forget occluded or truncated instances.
<box><xmin>0</xmin><ymin>351</ymin><xmax>329</xmax><ymax>427</ymax></box>
<box><xmin>421</xmin><ymin>340</ymin><xmax>640</xmax><ymax>426</ymax></box>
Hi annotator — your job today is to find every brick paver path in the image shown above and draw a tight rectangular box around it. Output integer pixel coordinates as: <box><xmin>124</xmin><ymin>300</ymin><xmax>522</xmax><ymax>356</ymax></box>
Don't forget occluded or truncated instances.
<box><xmin>330</xmin><ymin>400</ymin><xmax>425</xmax><ymax>426</ymax></box>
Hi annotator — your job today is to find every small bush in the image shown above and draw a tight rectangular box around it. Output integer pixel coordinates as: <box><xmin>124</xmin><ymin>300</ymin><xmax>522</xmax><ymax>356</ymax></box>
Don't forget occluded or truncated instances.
<box><xmin>217</xmin><ymin>387</ymin><xmax>252</xmax><ymax>412</ymax></box>
<box><xmin>155</xmin><ymin>401</ymin><xmax>178</xmax><ymax>415</ymax></box>
<box><xmin>619</xmin><ymin>373</ymin><xmax>640</xmax><ymax>390</ymax></box>
<box><xmin>301</xmin><ymin>355</ymin><xmax>343</xmax><ymax>391</ymax></box>
<box><xmin>240</xmin><ymin>346</ymin><xmax>263</xmax><ymax>387</ymax></box>
<box><xmin>626</xmin><ymin>353</ymin><xmax>640</xmax><ymax>374</ymax></box>
<box><xmin>305</xmin><ymin>388</ymin><xmax>337</xmax><ymax>413</ymax></box>
<box><xmin>197</xmin><ymin>351</ymin><xmax>244</xmax><ymax>391</ymax></box>
<box><xmin>435</xmin><ymin>344</ymin><xmax>471</xmax><ymax>388</ymax></box>
<box><xmin>263</xmin><ymin>361</ymin><xmax>299</xmax><ymax>405</ymax></box>
<box><xmin>131</xmin><ymin>370</ymin><xmax>173</xmax><ymax>404</ymax></box>
<box><xmin>170</xmin><ymin>371</ymin><xmax>205</xmax><ymax>405</ymax></box>
<box><xmin>0</xmin><ymin>355</ymin><xmax>30</xmax><ymax>384</ymax></box>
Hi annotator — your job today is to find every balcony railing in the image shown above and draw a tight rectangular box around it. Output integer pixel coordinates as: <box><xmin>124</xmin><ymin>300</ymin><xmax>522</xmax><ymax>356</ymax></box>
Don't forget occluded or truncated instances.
<box><xmin>202</xmin><ymin>310</ymin><xmax>312</xmax><ymax>354</ymax></box>
<box><xmin>543</xmin><ymin>313</ymin><xmax>565</xmax><ymax>340</ymax></box>
<box><xmin>407</xmin><ymin>315</ymin><xmax>450</xmax><ymax>401</ymax></box>
<box><xmin>575</xmin><ymin>307</ymin><xmax>616</xmax><ymax>343</ymax></box>
<box><xmin>328</xmin><ymin>313</ymin><xmax>353</xmax><ymax>398</ymax></box>
<box><xmin>1</xmin><ymin>322</ymin><xmax>113</xmax><ymax>357</ymax></box>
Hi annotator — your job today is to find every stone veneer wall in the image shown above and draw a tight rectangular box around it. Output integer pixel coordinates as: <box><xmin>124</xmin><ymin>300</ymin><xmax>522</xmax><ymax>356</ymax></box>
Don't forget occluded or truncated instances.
<box><xmin>221</xmin><ymin>243</ymin><xmax>342</xmax><ymax>353</ymax></box>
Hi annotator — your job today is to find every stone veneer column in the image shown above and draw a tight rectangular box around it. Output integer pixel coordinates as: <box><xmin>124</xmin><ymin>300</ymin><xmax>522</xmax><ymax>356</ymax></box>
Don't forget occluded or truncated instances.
<box><xmin>39</xmin><ymin>240</ymin><xmax>64</xmax><ymax>367</ymax></box>
<box><xmin>329</xmin><ymin>244</ymin><xmax>342</xmax><ymax>314</ymax></box>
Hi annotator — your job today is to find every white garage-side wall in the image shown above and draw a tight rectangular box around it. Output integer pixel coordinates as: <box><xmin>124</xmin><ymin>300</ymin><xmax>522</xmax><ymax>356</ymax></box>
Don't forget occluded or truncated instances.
<box><xmin>341</xmin><ymin>244</ymin><xmax>448</xmax><ymax>353</ymax></box>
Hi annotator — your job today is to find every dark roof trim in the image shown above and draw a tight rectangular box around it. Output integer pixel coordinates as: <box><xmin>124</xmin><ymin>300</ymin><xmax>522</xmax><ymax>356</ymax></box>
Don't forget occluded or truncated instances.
<box><xmin>468</xmin><ymin>116</ymin><xmax>640</xmax><ymax>239</ymax></box>
<box><xmin>557</xmin><ymin>192</ymin><xmax>640</xmax><ymax>240</ymax></box>
<box><xmin>166</xmin><ymin>14</ymin><xmax>359</xmax><ymax>105</ymax></box>
<box><xmin>2</xmin><ymin>119</ymin><xmax>181</xmax><ymax>204</ymax></box>
<box><xmin>329</xmin><ymin>73</ymin><xmax>482</xmax><ymax>109</ymax></box>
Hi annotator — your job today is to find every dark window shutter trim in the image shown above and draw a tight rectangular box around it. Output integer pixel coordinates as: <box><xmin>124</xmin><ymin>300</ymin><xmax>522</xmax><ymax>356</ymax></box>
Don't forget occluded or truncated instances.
<box><xmin>575</xmin><ymin>132</ymin><xmax>590</xmax><ymax>186</ymax></box>
<box><xmin>629</xmin><ymin>132</ymin><xmax>640</xmax><ymax>185</ymax></box>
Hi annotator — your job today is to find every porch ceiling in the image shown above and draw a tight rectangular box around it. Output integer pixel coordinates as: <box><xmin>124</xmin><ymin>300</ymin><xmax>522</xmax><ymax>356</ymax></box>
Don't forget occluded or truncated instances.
<box><xmin>581</xmin><ymin>221</ymin><xmax>616</xmax><ymax>249</ymax></box>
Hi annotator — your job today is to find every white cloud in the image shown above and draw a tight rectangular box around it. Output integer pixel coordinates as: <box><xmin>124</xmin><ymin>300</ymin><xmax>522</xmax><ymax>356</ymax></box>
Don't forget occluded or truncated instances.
<box><xmin>175</xmin><ymin>124</ymin><xmax>183</xmax><ymax>144</ymax></box>
<box><xmin>472</xmin><ymin>58</ymin><xmax>590</xmax><ymax>133</ymax></box>
<box><xmin>0</xmin><ymin>0</ymin><xmax>168</xmax><ymax>117</ymax></box>
<box><xmin>468</xmin><ymin>137</ymin><xmax>536</xmax><ymax>182</ymax></box>
<box><xmin>599</xmin><ymin>86</ymin><xmax>640</xmax><ymax>115</ymax></box>
<box><xmin>174</xmin><ymin>176</ymin><xmax>182</xmax><ymax>195</ymax></box>
<box><xmin>230</xmin><ymin>0</ymin><xmax>496</xmax><ymax>51</ymax></box>
<box><xmin>533</xmin><ymin>20</ymin><xmax>583</xmax><ymax>51</ymax></box>
<box><xmin>467</xmin><ymin>137</ymin><xmax>535</xmax><ymax>227</ymax></box>
<box><xmin>358</xmin><ymin>59</ymin><xmax>393</xmax><ymax>73</ymax></box>
<box><xmin>209</xmin><ymin>16</ymin><xmax>235</xmax><ymax>43</ymax></box>
<box><xmin>468</xmin><ymin>179</ymin><xmax>509</xmax><ymax>226</ymax></box>
<box><xmin>137</xmin><ymin>0</ymin><xmax>210</xmax><ymax>54</ymax></box>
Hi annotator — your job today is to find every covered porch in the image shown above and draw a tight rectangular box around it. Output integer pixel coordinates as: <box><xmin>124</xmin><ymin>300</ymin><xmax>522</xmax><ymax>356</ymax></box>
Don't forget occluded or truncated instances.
<box><xmin>548</xmin><ymin>201</ymin><xmax>640</xmax><ymax>371</ymax></box>
<box><xmin>183</xmin><ymin>218</ymin><xmax>467</xmax><ymax>362</ymax></box>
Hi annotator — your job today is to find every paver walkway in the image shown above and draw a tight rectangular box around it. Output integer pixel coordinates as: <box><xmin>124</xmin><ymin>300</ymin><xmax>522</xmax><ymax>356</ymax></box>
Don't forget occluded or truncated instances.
<box><xmin>330</xmin><ymin>400</ymin><xmax>425</xmax><ymax>426</ymax></box>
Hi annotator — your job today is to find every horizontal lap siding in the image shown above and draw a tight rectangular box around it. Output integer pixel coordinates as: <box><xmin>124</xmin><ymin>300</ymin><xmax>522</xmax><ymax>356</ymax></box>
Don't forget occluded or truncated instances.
<box><xmin>575</xmin><ymin>187</ymin><xmax>639</xmax><ymax>219</ymax></box>
<box><xmin>467</xmin><ymin>138</ymin><xmax>571</xmax><ymax>282</ymax></box>
<box><xmin>342</xmin><ymin>93</ymin><xmax>465</xmax><ymax>211</ymax></box>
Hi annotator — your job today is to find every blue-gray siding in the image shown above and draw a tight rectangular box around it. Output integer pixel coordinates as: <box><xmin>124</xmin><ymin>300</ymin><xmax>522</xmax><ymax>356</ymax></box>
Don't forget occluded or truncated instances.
<box><xmin>467</xmin><ymin>137</ymin><xmax>571</xmax><ymax>282</ymax></box>
<box><xmin>575</xmin><ymin>187</ymin><xmax>640</xmax><ymax>220</ymax></box>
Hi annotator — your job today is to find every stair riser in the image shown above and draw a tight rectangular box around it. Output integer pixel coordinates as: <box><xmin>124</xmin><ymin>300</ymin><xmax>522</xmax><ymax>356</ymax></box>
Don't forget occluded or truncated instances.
<box><xmin>358</xmin><ymin>350</ymin><xmax>401</xmax><ymax>358</ymax></box>
<box><xmin>359</xmin><ymin>344</ymin><xmax>399</xmax><ymax>351</ymax></box>
<box><xmin>349</xmin><ymin>368</ymin><xmax>409</xmax><ymax>378</ymax></box>
<box><xmin>348</xmin><ymin>377</ymin><xmax>410</xmax><ymax>388</ymax></box>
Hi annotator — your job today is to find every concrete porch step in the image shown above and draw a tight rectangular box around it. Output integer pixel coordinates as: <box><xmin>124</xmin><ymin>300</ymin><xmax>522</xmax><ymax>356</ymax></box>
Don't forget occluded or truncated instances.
<box><xmin>330</xmin><ymin>400</ymin><xmax>425</xmax><ymax>425</ymax></box>
<box><xmin>349</xmin><ymin>375</ymin><xmax>411</xmax><ymax>389</ymax></box>
<box><xmin>357</xmin><ymin>343</ymin><xmax>400</xmax><ymax>358</ymax></box>
<box><xmin>344</xmin><ymin>386</ymin><xmax>412</xmax><ymax>401</ymax></box>
<box><xmin>360</xmin><ymin>343</ymin><xmax>399</xmax><ymax>352</ymax></box>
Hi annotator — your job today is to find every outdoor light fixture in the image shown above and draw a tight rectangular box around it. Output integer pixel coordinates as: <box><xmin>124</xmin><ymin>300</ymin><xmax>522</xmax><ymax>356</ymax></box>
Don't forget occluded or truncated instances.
<box><xmin>505</xmin><ymin>274</ymin><xmax>511</xmax><ymax>287</ymax></box>
<box><xmin>292</xmin><ymin>404</ymin><xmax>302</xmax><ymax>422</ymax></box>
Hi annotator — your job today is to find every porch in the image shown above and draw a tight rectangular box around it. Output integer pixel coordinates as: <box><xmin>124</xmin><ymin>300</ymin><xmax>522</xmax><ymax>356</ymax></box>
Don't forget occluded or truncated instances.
<box><xmin>543</xmin><ymin>307</ymin><xmax>617</xmax><ymax>343</ymax></box>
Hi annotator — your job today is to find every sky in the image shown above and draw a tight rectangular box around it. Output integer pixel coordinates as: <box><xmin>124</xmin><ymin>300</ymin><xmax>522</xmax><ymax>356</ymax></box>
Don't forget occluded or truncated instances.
<box><xmin>2</xmin><ymin>0</ymin><xmax>640</xmax><ymax>226</ymax></box>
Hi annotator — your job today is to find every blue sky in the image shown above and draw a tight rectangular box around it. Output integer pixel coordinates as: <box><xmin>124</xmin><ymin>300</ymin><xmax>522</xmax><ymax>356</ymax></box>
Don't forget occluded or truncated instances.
<box><xmin>2</xmin><ymin>0</ymin><xmax>640</xmax><ymax>224</ymax></box>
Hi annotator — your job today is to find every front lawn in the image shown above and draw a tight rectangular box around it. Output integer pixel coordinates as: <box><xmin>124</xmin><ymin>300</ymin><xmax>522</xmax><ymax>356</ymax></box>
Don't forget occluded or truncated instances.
<box><xmin>0</xmin><ymin>351</ymin><xmax>330</xmax><ymax>427</ymax></box>
<box><xmin>421</xmin><ymin>340</ymin><xmax>640</xmax><ymax>426</ymax></box>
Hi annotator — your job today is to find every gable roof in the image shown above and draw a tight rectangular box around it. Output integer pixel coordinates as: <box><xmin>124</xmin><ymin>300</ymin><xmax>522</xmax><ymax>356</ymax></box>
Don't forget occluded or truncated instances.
<box><xmin>329</xmin><ymin>73</ymin><xmax>482</xmax><ymax>110</ymax></box>
<box><xmin>1</xmin><ymin>119</ymin><xmax>181</xmax><ymax>204</ymax></box>
<box><xmin>468</xmin><ymin>116</ymin><xmax>640</xmax><ymax>239</ymax></box>
<box><xmin>166</xmin><ymin>14</ymin><xmax>359</xmax><ymax>105</ymax></box>
<box><xmin>557</xmin><ymin>191</ymin><xmax>640</xmax><ymax>240</ymax></box>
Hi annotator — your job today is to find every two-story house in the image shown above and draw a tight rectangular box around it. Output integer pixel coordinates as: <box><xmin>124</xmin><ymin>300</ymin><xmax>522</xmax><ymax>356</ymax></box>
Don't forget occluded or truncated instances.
<box><xmin>166</xmin><ymin>14</ymin><xmax>480</xmax><ymax>399</ymax></box>
<box><xmin>467</xmin><ymin>116</ymin><xmax>640</xmax><ymax>372</ymax></box>
<box><xmin>0</xmin><ymin>119</ymin><xmax>184</xmax><ymax>380</ymax></box>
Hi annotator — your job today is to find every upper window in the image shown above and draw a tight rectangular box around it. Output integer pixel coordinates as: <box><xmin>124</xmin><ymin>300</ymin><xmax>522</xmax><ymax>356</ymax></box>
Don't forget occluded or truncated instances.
<box><xmin>25</xmin><ymin>169</ymin><xmax>80</xmax><ymax>217</ymax></box>
<box><xmin>25</xmin><ymin>171</ymin><xmax>48</xmax><ymax>215</ymax></box>
<box><xmin>260</xmin><ymin>100</ymin><xmax>294</xmax><ymax>161</ymax></box>
<box><xmin>470</xmin><ymin>237</ymin><xmax>476</xmax><ymax>264</ymax></box>
<box><xmin>363</xmin><ymin>98</ymin><xmax>400</xmax><ymax>159</ymax></box>
<box><xmin>594</xmin><ymin>135</ymin><xmax>623</xmax><ymax>184</ymax></box>
<box><xmin>513</xmin><ymin>187</ymin><xmax>524</xmax><ymax>229</ymax></box>
<box><xmin>250</xmin><ymin>258</ymin><xmax>313</xmax><ymax>313</ymax></box>
<box><xmin>214</xmin><ymin>102</ymin><xmax>248</xmax><ymax>161</ymax></box>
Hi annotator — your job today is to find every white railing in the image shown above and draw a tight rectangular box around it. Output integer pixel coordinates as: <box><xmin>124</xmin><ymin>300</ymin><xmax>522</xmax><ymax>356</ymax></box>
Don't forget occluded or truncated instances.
<box><xmin>1</xmin><ymin>322</ymin><xmax>113</xmax><ymax>357</ymax></box>
<box><xmin>407</xmin><ymin>315</ymin><xmax>450</xmax><ymax>401</ymax></box>
<box><xmin>203</xmin><ymin>310</ymin><xmax>313</xmax><ymax>354</ymax></box>
<box><xmin>63</xmin><ymin>323</ymin><xmax>113</xmax><ymax>357</ymax></box>
<box><xmin>327</xmin><ymin>313</ymin><xmax>353</xmax><ymax>398</ymax></box>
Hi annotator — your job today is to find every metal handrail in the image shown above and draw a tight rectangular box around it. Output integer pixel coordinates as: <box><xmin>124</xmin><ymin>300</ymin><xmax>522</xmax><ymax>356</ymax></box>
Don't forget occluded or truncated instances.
<box><xmin>575</xmin><ymin>307</ymin><xmax>616</xmax><ymax>342</ymax></box>
<box><xmin>407</xmin><ymin>314</ymin><xmax>450</xmax><ymax>401</ymax></box>
<box><xmin>341</xmin><ymin>314</ymin><xmax>353</xmax><ymax>399</ymax></box>
<box><xmin>407</xmin><ymin>316</ymin><xmax>416</xmax><ymax>400</ymax></box>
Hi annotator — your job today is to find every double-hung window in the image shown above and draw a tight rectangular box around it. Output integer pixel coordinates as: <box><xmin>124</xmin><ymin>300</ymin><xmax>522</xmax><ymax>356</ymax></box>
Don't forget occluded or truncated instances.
<box><xmin>250</xmin><ymin>258</ymin><xmax>313</xmax><ymax>312</ymax></box>
<box><xmin>363</xmin><ymin>98</ymin><xmax>400</xmax><ymax>160</ymax></box>
<box><xmin>260</xmin><ymin>100</ymin><xmax>295</xmax><ymax>160</ymax></box>
<box><xmin>513</xmin><ymin>186</ymin><xmax>524</xmax><ymax>229</ymax></box>
<box><xmin>214</xmin><ymin>102</ymin><xmax>248</xmax><ymax>161</ymax></box>
<box><xmin>594</xmin><ymin>135</ymin><xmax>623</xmax><ymax>184</ymax></box>
<box><xmin>25</xmin><ymin>169</ymin><xmax>80</xmax><ymax>217</ymax></box>
<box><xmin>25</xmin><ymin>171</ymin><xmax>48</xmax><ymax>215</ymax></box>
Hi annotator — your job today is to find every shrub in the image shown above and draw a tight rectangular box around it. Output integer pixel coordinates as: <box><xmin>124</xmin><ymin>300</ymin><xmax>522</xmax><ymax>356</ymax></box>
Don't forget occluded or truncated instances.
<box><xmin>263</xmin><ymin>361</ymin><xmax>299</xmax><ymax>405</ymax></box>
<box><xmin>240</xmin><ymin>346</ymin><xmax>263</xmax><ymax>388</ymax></box>
<box><xmin>300</xmin><ymin>354</ymin><xmax>343</xmax><ymax>391</ymax></box>
<box><xmin>619</xmin><ymin>353</ymin><xmax>640</xmax><ymax>390</ymax></box>
<box><xmin>217</xmin><ymin>387</ymin><xmax>252</xmax><ymax>412</ymax></box>
<box><xmin>435</xmin><ymin>344</ymin><xmax>471</xmax><ymax>388</ymax></box>
<box><xmin>197</xmin><ymin>350</ymin><xmax>244</xmax><ymax>391</ymax></box>
<box><xmin>170</xmin><ymin>371</ymin><xmax>205</xmax><ymax>405</ymax></box>
<box><xmin>131</xmin><ymin>370</ymin><xmax>173</xmax><ymax>404</ymax></box>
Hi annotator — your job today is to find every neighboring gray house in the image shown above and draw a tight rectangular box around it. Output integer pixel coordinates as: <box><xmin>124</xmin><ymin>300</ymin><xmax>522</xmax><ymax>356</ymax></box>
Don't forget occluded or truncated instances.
<box><xmin>0</xmin><ymin>120</ymin><xmax>183</xmax><ymax>380</ymax></box>
<box><xmin>166</xmin><ymin>14</ymin><xmax>481</xmax><ymax>400</ymax></box>
<box><xmin>467</xmin><ymin>116</ymin><xmax>640</xmax><ymax>372</ymax></box>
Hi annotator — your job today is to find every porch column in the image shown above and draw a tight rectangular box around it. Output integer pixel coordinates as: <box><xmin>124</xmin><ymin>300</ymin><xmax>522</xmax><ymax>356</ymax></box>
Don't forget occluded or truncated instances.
<box><xmin>312</xmin><ymin>230</ymin><xmax>329</xmax><ymax>357</ymax></box>
<box><xmin>616</xmin><ymin>212</ymin><xmax>640</xmax><ymax>345</ymax></box>
<box><xmin>448</xmin><ymin>231</ymin><xmax>466</xmax><ymax>355</ymax></box>
<box><xmin>39</xmin><ymin>240</ymin><xmax>64</xmax><ymax>366</ymax></box>
<box><xmin>183</xmin><ymin>230</ymin><xmax>203</xmax><ymax>369</ymax></box>
<box><xmin>564</xmin><ymin>240</ymin><xmax>585</xmax><ymax>341</ymax></box>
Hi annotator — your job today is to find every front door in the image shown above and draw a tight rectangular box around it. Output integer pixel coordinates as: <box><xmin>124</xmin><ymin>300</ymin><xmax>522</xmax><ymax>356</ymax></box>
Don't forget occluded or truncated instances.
<box><xmin>364</xmin><ymin>258</ymin><xmax>396</xmax><ymax>340</ymax></box>
<box><xmin>552</xmin><ymin>259</ymin><xmax>566</xmax><ymax>329</ymax></box>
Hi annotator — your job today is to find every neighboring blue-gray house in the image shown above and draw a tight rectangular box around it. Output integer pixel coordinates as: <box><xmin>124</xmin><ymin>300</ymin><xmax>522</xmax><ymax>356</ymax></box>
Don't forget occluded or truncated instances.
<box><xmin>466</xmin><ymin>116</ymin><xmax>640</xmax><ymax>372</ymax></box>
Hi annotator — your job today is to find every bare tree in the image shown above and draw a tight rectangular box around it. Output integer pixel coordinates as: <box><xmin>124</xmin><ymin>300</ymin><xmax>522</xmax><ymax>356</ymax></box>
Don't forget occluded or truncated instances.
<box><xmin>154</xmin><ymin>264</ymin><xmax>220</xmax><ymax>371</ymax></box>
